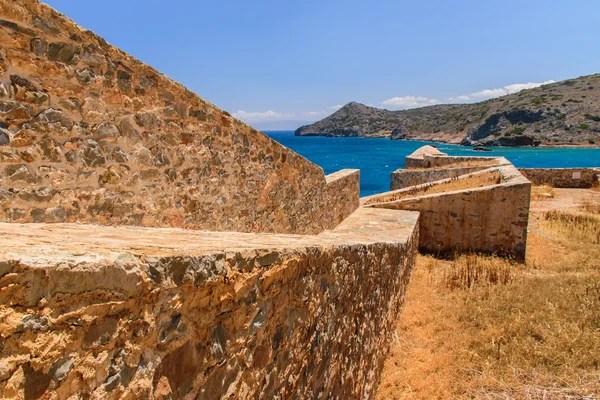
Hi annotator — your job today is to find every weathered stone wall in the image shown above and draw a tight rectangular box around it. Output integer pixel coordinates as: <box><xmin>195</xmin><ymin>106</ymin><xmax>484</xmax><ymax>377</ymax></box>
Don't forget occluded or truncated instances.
<box><xmin>0</xmin><ymin>207</ymin><xmax>419</xmax><ymax>399</ymax></box>
<box><xmin>325</xmin><ymin>169</ymin><xmax>360</xmax><ymax>229</ymax></box>
<box><xmin>391</xmin><ymin>165</ymin><xmax>492</xmax><ymax>190</ymax></box>
<box><xmin>519</xmin><ymin>168</ymin><xmax>600</xmax><ymax>188</ymax></box>
<box><xmin>423</xmin><ymin>154</ymin><xmax>499</xmax><ymax>168</ymax></box>
<box><xmin>0</xmin><ymin>0</ymin><xmax>347</xmax><ymax>234</ymax></box>
<box><xmin>368</xmin><ymin>165</ymin><xmax>530</xmax><ymax>261</ymax></box>
<box><xmin>404</xmin><ymin>145</ymin><xmax>447</xmax><ymax>169</ymax></box>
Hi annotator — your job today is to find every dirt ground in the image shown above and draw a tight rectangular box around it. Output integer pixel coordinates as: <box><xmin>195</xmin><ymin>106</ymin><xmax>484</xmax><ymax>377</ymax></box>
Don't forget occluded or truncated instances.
<box><xmin>376</xmin><ymin>186</ymin><xmax>600</xmax><ymax>400</ymax></box>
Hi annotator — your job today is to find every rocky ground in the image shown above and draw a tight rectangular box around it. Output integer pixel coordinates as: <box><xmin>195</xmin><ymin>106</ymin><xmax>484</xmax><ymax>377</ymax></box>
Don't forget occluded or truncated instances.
<box><xmin>296</xmin><ymin>74</ymin><xmax>600</xmax><ymax>147</ymax></box>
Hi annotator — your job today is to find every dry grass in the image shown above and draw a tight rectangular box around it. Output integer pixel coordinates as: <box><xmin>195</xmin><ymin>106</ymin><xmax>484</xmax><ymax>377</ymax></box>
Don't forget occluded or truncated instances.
<box><xmin>377</xmin><ymin>190</ymin><xmax>600</xmax><ymax>400</ymax></box>
<box><xmin>442</xmin><ymin>254</ymin><xmax>516</xmax><ymax>290</ymax></box>
<box><xmin>531</xmin><ymin>185</ymin><xmax>556</xmax><ymax>201</ymax></box>
<box><xmin>543</xmin><ymin>211</ymin><xmax>600</xmax><ymax>245</ymax></box>
<box><xmin>581</xmin><ymin>199</ymin><xmax>600</xmax><ymax>214</ymax></box>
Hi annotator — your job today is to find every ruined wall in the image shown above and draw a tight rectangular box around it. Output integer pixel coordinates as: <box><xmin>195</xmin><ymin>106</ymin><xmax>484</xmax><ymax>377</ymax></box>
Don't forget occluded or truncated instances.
<box><xmin>519</xmin><ymin>168</ymin><xmax>599</xmax><ymax>188</ymax></box>
<box><xmin>325</xmin><ymin>169</ymin><xmax>360</xmax><ymax>229</ymax></box>
<box><xmin>0</xmin><ymin>207</ymin><xmax>419</xmax><ymax>399</ymax></box>
<box><xmin>0</xmin><ymin>0</ymin><xmax>344</xmax><ymax>234</ymax></box>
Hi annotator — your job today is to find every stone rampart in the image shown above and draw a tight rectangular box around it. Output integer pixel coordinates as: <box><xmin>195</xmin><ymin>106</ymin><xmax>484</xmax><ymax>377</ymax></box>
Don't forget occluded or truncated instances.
<box><xmin>0</xmin><ymin>207</ymin><xmax>419</xmax><ymax>399</ymax></box>
<box><xmin>391</xmin><ymin>157</ymin><xmax>510</xmax><ymax>190</ymax></box>
<box><xmin>518</xmin><ymin>168</ymin><xmax>599</xmax><ymax>188</ymax></box>
<box><xmin>368</xmin><ymin>162</ymin><xmax>530</xmax><ymax>261</ymax></box>
<box><xmin>391</xmin><ymin>165</ymin><xmax>493</xmax><ymax>190</ymax></box>
<box><xmin>325</xmin><ymin>169</ymin><xmax>360</xmax><ymax>228</ymax></box>
<box><xmin>0</xmin><ymin>0</ymin><xmax>355</xmax><ymax>235</ymax></box>
<box><xmin>423</xmin><ymin>154</ymin><xmax>499</xmax><ymax>168</ymax></box>
<box><xmin>404</xmin><ymin>145</ymin><xmax>446</xmax><ymax>169</ymax></box>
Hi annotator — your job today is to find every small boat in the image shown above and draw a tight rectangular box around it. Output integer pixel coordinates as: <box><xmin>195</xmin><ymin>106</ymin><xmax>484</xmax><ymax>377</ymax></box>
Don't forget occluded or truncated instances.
<box><xmin>474</xmin><ymin>146</ymin><xmax>492</xmax><ymax>152</ymax></box>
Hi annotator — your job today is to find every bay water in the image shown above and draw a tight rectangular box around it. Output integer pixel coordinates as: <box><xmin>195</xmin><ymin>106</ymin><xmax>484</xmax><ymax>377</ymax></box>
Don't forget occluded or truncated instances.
<box><xmin>266</xmin><ymin>131</ymin><xmax>600</xmax><ymax>196</ymax></box>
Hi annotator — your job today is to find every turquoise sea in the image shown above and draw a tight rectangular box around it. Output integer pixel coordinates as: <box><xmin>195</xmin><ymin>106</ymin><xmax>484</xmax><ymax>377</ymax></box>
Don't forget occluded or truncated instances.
<box><xmin>266</xmin><ymin>131</ymin><xmax>600</xmax><ymax>196</ymax></box>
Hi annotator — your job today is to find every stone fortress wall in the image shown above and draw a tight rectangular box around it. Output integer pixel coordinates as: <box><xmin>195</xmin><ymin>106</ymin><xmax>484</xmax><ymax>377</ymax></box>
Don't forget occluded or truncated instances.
<box><xmin>0</xmin><ymin>1</ymin><xmax>539</xmax><ymax>398</ymax></box>
<box><xmin>366</xmin><ymin>146</ymin><xmax>531</xmax><ymax>261</ymax></box>
<box><xmin>0</xmin><ymin>208</ymin><xmax>419</xmax><ymax>399</ymax></box>
<box><xmin>0</xmin><ymin>1</ymin><xmax>418</xmax><ymax>399</ymax></box>
<box><xmin>518</xmin><ymin>168</ymin><xmax>600</xmax><ymax>188</ymax></box>
<box><xmin>0</xmin><ymin>0</ymin><xmax>359</xmax><ymax>235</ymax></box>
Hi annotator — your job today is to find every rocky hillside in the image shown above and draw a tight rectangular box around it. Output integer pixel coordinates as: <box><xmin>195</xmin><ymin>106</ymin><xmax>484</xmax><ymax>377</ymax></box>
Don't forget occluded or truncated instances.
<box><xmin>296</xmin><ymin>74</ymin><xmax>600</xmax><ymax>146</ymax></box>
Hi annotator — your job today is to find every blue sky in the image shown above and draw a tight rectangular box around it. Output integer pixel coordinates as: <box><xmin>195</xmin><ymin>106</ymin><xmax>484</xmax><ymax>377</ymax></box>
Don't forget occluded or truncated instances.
<box><xmin>46</xmin><ymin>0</ymin><xmax>599</xmax><ymax>129</ymax></box>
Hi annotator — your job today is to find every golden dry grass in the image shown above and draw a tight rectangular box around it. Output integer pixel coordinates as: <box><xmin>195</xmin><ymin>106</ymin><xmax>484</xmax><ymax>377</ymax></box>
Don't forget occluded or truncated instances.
<box><xmin>581</xmin><ymin>199</ymin><xmax>600</xmax><ymax>214</ymax></box>
<box><xmin>530</xmin><ymin>185</ymin><xmax>555</xmax><ymax>202</ymax></box>
<box><xmin>377</xmin><ymin>189</ymin><xmax>600</xmax><ymax>400</ymax></box>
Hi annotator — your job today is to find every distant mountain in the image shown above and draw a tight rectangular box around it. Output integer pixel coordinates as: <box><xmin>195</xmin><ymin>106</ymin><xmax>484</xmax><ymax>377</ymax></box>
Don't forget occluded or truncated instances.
<box><xmin>254</xmin><ymin>120</ymin><xmax>316</xmax><ymax>131</ymax></box>
<box><xmin>296</xmin><ymin>74</ymin><xmax>600</xmax><ymax>147</ymax></box>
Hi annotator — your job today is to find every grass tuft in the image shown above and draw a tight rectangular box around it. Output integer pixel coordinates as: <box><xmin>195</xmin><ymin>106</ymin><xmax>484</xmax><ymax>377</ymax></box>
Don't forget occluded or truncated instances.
<box><xmin>543</xmin><ymin>210</ymin><xmax>600</xmax><ymax>244</ymax></box>
<box><xmin>444</xmin><ymin>254</ymin><xmax>516</xmax><ymax>290</ymax></box>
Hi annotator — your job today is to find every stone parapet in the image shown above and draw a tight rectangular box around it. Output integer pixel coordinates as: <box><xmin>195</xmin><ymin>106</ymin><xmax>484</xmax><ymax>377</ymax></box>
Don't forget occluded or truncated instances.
<box><xmin>404</xmin><ymin>145</ymin><xmax>447</xmax><ymax>169</ymax></box>
<box><xmin>391</xmin><ymin>157</ymin><xmax>510</xmax><ymax>190</ymax></box>
<box><xmin>519</xmin><ymin>168</ymin><xmax>599</xmax><ymax>188</ymax></box>
<box><xmin>368</xmin><ymin>156</ymin><xmax>531</xmax><ymax>261</ymax></box>
<box><xmin>0</xmin><ymin>207</ymin><xmax>419</xmax><ymax>399</ymax></box>
<box><xmin>423</xmin><ymin>154</ymin><xmax>499</xmax><ymax>168</ymax></box>
<box><xmin>325</xmin><ymin>169</ymin><xmax>360</xmax><ymax>229</ymax></box>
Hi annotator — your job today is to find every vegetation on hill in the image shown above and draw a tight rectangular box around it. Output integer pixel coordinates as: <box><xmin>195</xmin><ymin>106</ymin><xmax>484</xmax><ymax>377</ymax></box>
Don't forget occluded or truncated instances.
<box><xmin>296</xmin><ymin>74</ymin><xmax>600</xmax><ymax>147</ymax></box>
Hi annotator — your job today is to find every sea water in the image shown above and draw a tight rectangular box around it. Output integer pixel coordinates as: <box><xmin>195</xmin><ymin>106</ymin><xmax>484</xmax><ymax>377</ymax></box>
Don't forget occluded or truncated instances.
<box><xmin>266</xmin><ymin>131</ymin><xmax>600</xmax><ymax>196</ymax></box>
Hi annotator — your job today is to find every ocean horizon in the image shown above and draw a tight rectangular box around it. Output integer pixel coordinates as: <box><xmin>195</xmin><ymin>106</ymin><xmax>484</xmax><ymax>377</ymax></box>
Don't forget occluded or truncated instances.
<box><xmin>266</xmin><ymin>130</ymin><xmax>600</xmax><ymax>196</ymax></box>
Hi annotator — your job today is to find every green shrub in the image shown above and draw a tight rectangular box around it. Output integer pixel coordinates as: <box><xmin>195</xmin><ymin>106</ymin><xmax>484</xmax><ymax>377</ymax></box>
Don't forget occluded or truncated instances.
<box><xmin>580</xmin><ymin>123</ymin><xmax>591</xmax><ymax>129</ymax></box>
<box><xmin>585</xmin><ymin>114</ymin><xmax>600</xmax><ymax>122</ymax></box>
<box><xmin>589</xmin><ymin>139</ymin><xmax>596</xmax><ymax>144</ymax></box>
<box><xmin>531</xmin><ymin>97</ymin><xmax>546</xmax><ymax>105</ymax></box>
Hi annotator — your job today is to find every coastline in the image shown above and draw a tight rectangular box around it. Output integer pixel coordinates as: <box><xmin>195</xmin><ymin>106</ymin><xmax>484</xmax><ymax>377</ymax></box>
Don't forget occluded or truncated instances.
<box><xmin>276</xmin><ymin>131</ymin><xmax>600</xmax><ymax>149</ymax></box>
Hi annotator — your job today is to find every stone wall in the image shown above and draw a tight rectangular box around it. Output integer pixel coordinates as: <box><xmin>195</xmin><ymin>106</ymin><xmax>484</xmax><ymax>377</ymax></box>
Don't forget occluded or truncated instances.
<box><xmin>325</xmin><ymin>169</ymin><xmax>360</xmax><ymax>229</ymax></box>
<box><xmin>0</xmin><ymin>0</ymin><xmax>350</xmax><ymax>235</ymax></box>
<box><xmin>423</xmin><ymin>154</ymin><xmax>499</xmax><ymax>168</ymax></box>
<box><xmin>391</xmin><ymin>165</ymin><xmax>493</xmax><ymax>190</ymax></box>
<box><xmin>404</xmin><ymin>145</ymin><xmax>446</xmax><ymax>169</ymax></box>
<box><xmin>367</xmin><ymin>165</ymin><xmax>530</xmax><ymax>261</ymax></box>
<box><xmin>0</xmin><ymin>207</ymin><xmax>419</xmax><ymax>399</ymax></box>
<box><xmin>519</xmin><ymin>168</ymin><xmax>600</xmax><ymax>188</ymax></box>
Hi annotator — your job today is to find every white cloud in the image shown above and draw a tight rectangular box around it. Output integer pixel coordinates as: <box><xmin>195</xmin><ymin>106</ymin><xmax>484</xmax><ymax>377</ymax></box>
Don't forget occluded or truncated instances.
<box><xmin>233</xmin><ymin>106</ymin><xmax>341</xmax><ymax>124</ymax></box>
<box><xmin>329</xmin><ymin>104</ymin><xmax>343</xmax><ymax>110</ymax></box>
<box><xmin>302</xmin><ymin>110</ymin><xmax>328</xmax><ymax>117</ymax></box>
<box><xmin>232</xmin><ymin>110</ymin><xmax>295</xmax><ymax>123</ymax></box>
<box><xmin>452</xmin><ymin>80</ymin><xmax>556</xmax><ymax>102</ymax></box>
<box><xmin>381</xmin><ymin>96</ymin><xmax>440</xmax><ymax>110</ymax></box>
